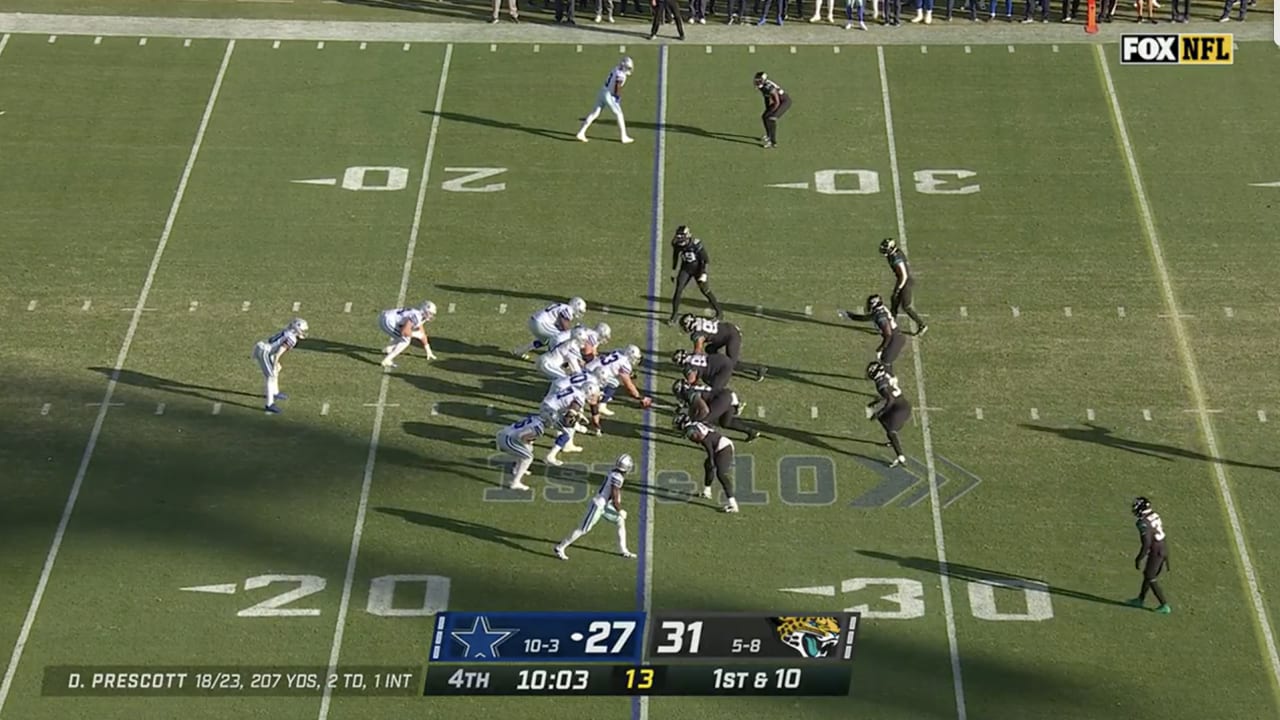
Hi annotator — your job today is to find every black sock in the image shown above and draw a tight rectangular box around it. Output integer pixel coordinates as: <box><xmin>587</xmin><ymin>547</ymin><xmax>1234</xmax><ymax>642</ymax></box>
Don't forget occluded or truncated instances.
<box><xmin>1149</xmin><ymin>580</ymin><xmax>1166</xmax><ymax>605</ymax></box>
<box><xmin>906</xmin><ymin>307</ymin><xmax>925</xmax><ymax>326</ymax></box>
<box><xmin>1138</xmin><ymin>578</ymin><xmax>1151</xmax><ymax>601</ymax></box>
<box><xmin>886</xmin><ymin>430</ymin><xmax>904</xmax><ymax>456</ymax></box>
<box><xmin>701</xmin><ymin>287</ymin><xmax>722</xmax><ymax>317</ymax></box>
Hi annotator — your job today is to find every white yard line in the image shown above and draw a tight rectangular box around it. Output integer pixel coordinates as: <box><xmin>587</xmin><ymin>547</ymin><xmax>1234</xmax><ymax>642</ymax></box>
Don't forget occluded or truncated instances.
<box><xmin>316</xmin><ymin>43</ymin><xmax>453</xmax><ymax>720</ymax></box>
<box><xmin>0</xmin><ymin>39</ymin><xmax>236</xmax><ymax>717</ymax></box>
<box><xmin>877</xmin><ymin>45</ymin><xmax>967</xmax><ymax>720</ymax></box>
<box><xmin>1095</xmin><ymin>44</ymin><xmax>1280</xmax><ymax>692</ymax></box>
<box><xmin>636</xmin><ymin>43</ymin><xmax>669</xmax><ymax>720</ymax></box>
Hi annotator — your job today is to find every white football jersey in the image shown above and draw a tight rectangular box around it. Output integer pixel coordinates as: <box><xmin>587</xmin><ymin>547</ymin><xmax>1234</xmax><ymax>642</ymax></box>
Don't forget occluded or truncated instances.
<box><xmin>542</xmin><ymin>385</ymin><xmax>585</xmax><ymax>416</ymax></box>
<box><xmin>593</xmin><ymin>468</ymin><xmax>625</xmax><ymax>502</ymax></box>
<box><xmin>533</xmin><ymin>303</ymin><xmax>574</xmax><ymax>328</ymax></box>
<box><xmin>264</xmin><ymin>325</ymin><xmax>301</xmax><ymax>355</ymax></box>
<box><xmin>586</xmin><ymin>350</ymin><xmax>633</xmax><ymax>385</ymax></box>
<box><xmin>604</xmin><ymin>66</ymin><xmax>630</xmax><ymax>96</ymax></box>
<box><xmin>386</xmin><ymin>307</ymin><xmax>426</xmax><ymax>330</ymax></box>
<box><xmin>500</xmin><ymin>415</ymin><xmax>546</xmax><ymax>442</ymax></box>
<box><xmin>550</xmin><ymin>371</ymin><xmax>594</xmax><ymax>397</ymax></box>
<box><xmin>545</xmin><ymin>337</ymin><xmax>584</xmax><ymax>367</ymax></box>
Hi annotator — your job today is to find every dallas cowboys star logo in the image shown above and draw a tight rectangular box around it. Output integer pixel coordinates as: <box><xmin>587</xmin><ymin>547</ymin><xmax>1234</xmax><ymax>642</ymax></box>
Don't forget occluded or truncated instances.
<box><xmin>450</xmin><ymin>616</ymin><xmax>516</xmax><ymax>659</ymax></box>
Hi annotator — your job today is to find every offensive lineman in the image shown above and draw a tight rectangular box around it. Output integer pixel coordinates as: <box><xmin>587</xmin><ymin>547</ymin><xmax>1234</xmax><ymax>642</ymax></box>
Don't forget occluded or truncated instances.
<box><xmin>585</xmin><ymin>344</ymin><xmax>651</xmax><ymax>417</ymax></box>
<box><xmin>379</xmin><ymin>301</ymin><xmax>438</xmax><ymax>369</ymax></box>
<box><xmin>252</xmin><ymin>318</ymin><xmax>308</xmax><ymax>414</ymax></box>
<box><xmin>668</xmin><ymin>225</ymin><xmax>723</xmax><ymax>323</ymax></box>
<box><xmin>880</xmin><ymin>238</ymin><xmax>928</xmax><ymax>336</ymax></box>
<box><xmin>537</xmin><ymin>326</ymin><xmax>591</xmax><ymax>380</ymax></box>
<box><xmin>866</xmin><ymin>361</ymin><xmax>911</xmax><ymax>467</ymax></box>
<box><xmin>495</xmin><ymin>414</ymin><xmax>548</xmax><ymax>491</ymax></box>
<box><xmin>1128</xmin><ymin>497</ymin><xmax>1172</xmax><ymax>614</ymax></box>
<box><xmin>542</xmin><ymin>376</ymin><xmax>603</xmax><ymax>466</ymax></box>
<box><xmin>675</xmin><ymin>414</ymin><xmax>740</xmax><ymax>513</ymax></box>
<box><xmin>576</xmin><ymin>56</ymin><xmax>635</xmax><ymax>145</ymax></box>
<box><xmin>840</xmin><ymin>295</ymin><xmax>906</xmax><ymax>373</ymax></box>
<box><xmin>515</xmin><ymin>297</ymin><xmax>588</xmax><ymax>359</ymax></box>
<box><xmin>554</xmin><ymin>453</ymin><xmax>637</xmax><ymax>560</ymax></box>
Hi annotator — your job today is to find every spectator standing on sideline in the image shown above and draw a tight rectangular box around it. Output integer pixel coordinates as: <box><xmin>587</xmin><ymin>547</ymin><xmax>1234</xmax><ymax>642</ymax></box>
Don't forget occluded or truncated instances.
<box><xmin>1019</xmin><ymin>0</ymin><xmax>1048</xmax><ymax>22</ymax></box>
<box><xmin>883</xmin><ymin>0</ymin><xmax>900</xmax><ymax>25</ymax></box>
<box><xmin>909</xmin><ymin>0</ymin><xmax>933</xmax><ymax>23</ymax></box>
<box><xmin>757</xmin><ymin>0</ymin><xmax>789</xmax><ymax>23</ymax></box>
<box><xmin>844</xmin><ymin>0</ymin><xmax>867</xmax><ymax>28</ymax></box>
<box><xmin>809</xmin><ymin>0</ymin><xmax>836</xmax><ymax>23</ymax></box>
<box><xmin>556</xmin><ymin>0</ymin><xmax>578</xmax><ymax>25</ymax></box>
<box><xmin>649</xmin><ymin>0</ymin><xmax>687</xmax><ymax>38</ymax></box>
<box><xmin>595</xmin><ymin>0</ymin><xmax>614</xmax><ymax>22</ymax></box>
<box><xmin>489</xmin><ymin>0</ymin><xmax>519</xmax><ymax>23</ymax></box>
<box><xmin>724</xmin><ymin>0</ymin><xmax>747</xmax><ymax>22</ymax></box>
<box><xmin>691</xmin><ymin>0</ymin><xmax>710</xmax><ymax>23</ymax></box>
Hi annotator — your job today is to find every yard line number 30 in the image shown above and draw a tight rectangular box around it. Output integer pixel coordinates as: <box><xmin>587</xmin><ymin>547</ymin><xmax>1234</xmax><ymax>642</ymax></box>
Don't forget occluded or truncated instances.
<box><xmin>840</xmin><ymin>577</ymin><xmax>1053</xmax><ymax>622</ymax></box>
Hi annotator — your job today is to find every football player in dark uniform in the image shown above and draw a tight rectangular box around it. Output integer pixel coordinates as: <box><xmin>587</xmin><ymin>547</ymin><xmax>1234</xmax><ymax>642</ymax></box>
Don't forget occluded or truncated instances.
<box><xmin>753</xmin><ymin>72</ymin><xmax>792</xmax><ymax>149</ymax></box>
<box><xmin>880</xmin><ymin>238</ymin><xmax>928</xmax><ymax>336</ymax></box>
<box><xmin>673</xmin><ymin>379</ymin><xmax>760</xmax><ymax>441</ymax></box>
<box><xmin>672</xmin><ymin>349</ymin><xmax>735</xmax><ymax>391</ymax></box>
<box><xmin>841</xmin><ymin>294</ymin><xmax>906</xmax><ymax>374</ymax></box>
<box><xmin>679</xmin><ymin>314</ymin><xmax>768</xmax><ymax>381</ymax></box>
<box><xmin>866</xmin><ymin>361</ymin><xmax>911</xmax><ymax>467</ymax></box>
<box><xmin>1128</xmin><ymin>497</ymin><xmax>1172</xmax><ymax>614</ymax></box>
<box><xmin>674</xmin><ymin>413</ymin><xmax>740</xmax><ymax>512</ymax></box>
<box><xmin>668</xmin><ymin>226</ymin><xmax>723</xmax><ymax>323</ymax></box>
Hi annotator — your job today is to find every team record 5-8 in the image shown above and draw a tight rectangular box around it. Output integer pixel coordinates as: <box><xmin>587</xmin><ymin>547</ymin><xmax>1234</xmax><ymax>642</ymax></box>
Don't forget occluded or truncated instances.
<box><xmin>422</xmin><ymin>610</ymin><xmax>860</xmax><ymax>696</ymax></box>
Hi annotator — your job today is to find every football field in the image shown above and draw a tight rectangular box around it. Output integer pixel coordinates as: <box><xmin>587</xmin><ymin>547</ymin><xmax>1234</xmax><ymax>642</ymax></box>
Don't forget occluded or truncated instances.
<box><xmin>1</xmin><ymin>14</ymin><xmax>1279</xmax><ymax>720</ymax></box>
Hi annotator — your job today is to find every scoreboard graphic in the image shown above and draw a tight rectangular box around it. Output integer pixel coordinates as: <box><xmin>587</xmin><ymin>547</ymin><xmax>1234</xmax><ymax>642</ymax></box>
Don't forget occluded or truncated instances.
<box><xmin>424</xmin><ymin>611</ymin><xmax>861</xmax><ymax>696</ymax></box>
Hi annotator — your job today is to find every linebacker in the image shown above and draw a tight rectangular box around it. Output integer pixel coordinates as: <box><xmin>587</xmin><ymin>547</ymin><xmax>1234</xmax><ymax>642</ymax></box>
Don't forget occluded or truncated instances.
<box><xmin>675</xmin><ymin>414</ymin><xmax>741</xmax><ymax>513</ymax></box>
<box><xmin>753</xmin><ymin>72</ymin><xmax>792</xmax><ymax>149</ymax></box>
<box><xmin>866</xmin><ymin>361</ymin><xmax>911</xmax><ymax>467</ymax></box>
<box><xmin>668</xmin><ymin>225</ymin><xmax>723</xmax><ymax>323</ymax></box>
<box><xmin>1128</xmin><ymin>497</ymin><xmax>1172</xmax><ymax>614</ymax></box>
<box><xmin>840</xmin><ymin>295</ymin><xmax>906</xmax><ymax>374</ymax></box>
<box><xmin>880</xmin><ymin>238</ymin><xmax>928</xmax><ymax>336</ymax></box>
<box><xmin>555</xmin><ymin>453</ymin><xmax>637</xmax><ymax>560</ymax></box>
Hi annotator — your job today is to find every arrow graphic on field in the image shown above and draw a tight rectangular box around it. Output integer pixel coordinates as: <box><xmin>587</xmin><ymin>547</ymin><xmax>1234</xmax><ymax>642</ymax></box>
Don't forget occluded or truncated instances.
<box><xmin>291</xmin><ymin>177</ymin><xmax>338</xmax><ymax>186</ymax></box>
<box><xmin>1249</xmin><ymin>181</ymin><xmax>1280</xmax><ymax>187</ymax></box>
<box><xmin>766</xmin><ymin>181</ymin><xmax>809</xmax><ymax>189</ymax></box>
<box><xmin>776</xmin><ymin>585</ymin><xmax>835</xmax><ymax>597</ymax></box>
<box><xmin>849</xmin><ymin>454</ymin><xmax>982</xmax><ymax>509</ymax></box>
<box><xmin>180</xmin><ymin>583</ymin><xmax>237</xmax><ymax>595</ymax></box>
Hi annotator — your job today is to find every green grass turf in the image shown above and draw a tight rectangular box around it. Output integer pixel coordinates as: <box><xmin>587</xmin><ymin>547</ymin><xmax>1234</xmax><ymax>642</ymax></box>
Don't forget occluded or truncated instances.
<box><xmin>0</xmin><ymin>33</ymin><xmax>1279</xmax><ymax>720</ymax></box>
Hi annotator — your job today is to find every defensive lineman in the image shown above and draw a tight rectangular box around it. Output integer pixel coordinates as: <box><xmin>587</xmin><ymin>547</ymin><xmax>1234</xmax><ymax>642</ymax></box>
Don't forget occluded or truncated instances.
<box><xmin>676</xmin><ymin>414</ymin><xmax>740</xmax><ymax>513</ymax></box>
<box><xmin>576</xmin><ymin>57</ymin><xmax>635</xmax><ymax>144</ymax></box>
<box><xmin>679</xmin><ymin>314</ymin><xmax>768</xmax><ymax>382</ymax></box>
<box><xmin>554</xmin><ymin>453</ymin><xmax>637</xmax><ymax>560</ymax></box>
<box><xmin>1128</xmin><ymin>497</ymin><xmax>1172</xmax><ymax>614</ymax></box>
<box><xmin>379</xmin><ymin>301</ymin><xmax>438</xmax><ymax>369</ymax></box>
<box><xmin>668</xmin><ymin>225</ymin><xmax>723</xmax><ymax>323</ymax></box>
<box><xmin>881</xmin><ymin>238</ymin><xmax>928</xmax><ymax>336</ymax></box>
<box><xmin>495</xmin><ymin>414</ymin><xmax>548</xmax><ymax>491</ymax></box>
<box><xmin>516</xmin><ymin>297</ymin><xmax>587</xmax><ymax>359</ymax></box>
<box><xmin>252</xmin><ymin>318</ymin><xmax>307</xmax><ymax>414</ymax></box>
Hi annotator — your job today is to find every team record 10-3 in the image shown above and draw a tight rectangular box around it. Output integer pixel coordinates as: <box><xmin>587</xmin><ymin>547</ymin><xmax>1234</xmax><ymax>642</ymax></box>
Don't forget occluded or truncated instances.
<box><xmin>422</xmin><ymin>610</ymin><xmax>861</xmax><ymax>696</ymax></box>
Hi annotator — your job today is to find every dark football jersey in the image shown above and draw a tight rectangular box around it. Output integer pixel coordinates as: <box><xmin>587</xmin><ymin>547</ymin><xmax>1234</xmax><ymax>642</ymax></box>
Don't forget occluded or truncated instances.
<box><xmin>1137</xmin><ymin>512</ymin><xmax>1167</xmax><ymax>551</ymax></box>
<box><xmin>688</xmin><ymin>317</ymin><xmax>735</xmax><ymax>346</ymax></box>
<box><xmin>758</xmin><ymin>78</ymin><xmax>785</xmax><ymax>101</ymax></box>
<box><xmin>871</xmin><ymin>306</ymin><xmax>897</xmax><ymax>336</ymax></box>
<box><xmin>673</xmin><ymin>239</ymin><xmax>709</xmax><ymax>273</ymax></box>
<box><xmin>886</xmin><ymin>249</ymin><xmax>911</xmax><ymax>281</ymax></box>
<box><xmin>874</xmin><ymin>373</ymin><xmax>903</xmax><ymax>405</ymax></box>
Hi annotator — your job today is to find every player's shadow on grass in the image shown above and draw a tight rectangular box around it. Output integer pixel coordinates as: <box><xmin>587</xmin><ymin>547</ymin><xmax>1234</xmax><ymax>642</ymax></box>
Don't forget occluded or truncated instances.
<box><xmin>426</xmin><ymin>400</ymin><xmax>523</xmax><ymax>425</ymax></box>
<box><xmin>1022</xmin><ymin>423</ymin><xmax>1280</xmax><ymax>473</ymax></box>
<box><xmin>88</xmin><ymin>367</ymin><xmax>261</xmax><ymax>409</ymax></box>
<box><xmin>435</xmin><ymin>283</ymin><xmax>652</xmax><ymax>321</ymax></box>
<box><xmin>393</xmin><ymin>370</ymin><xmax>535</xmax><ymax>407</ymax></box>
<box><xmin>421</xmin><ymin>110</ymin><xmax>580</xmax><ymax>142</ymax></box>
<box><xmin>403</xmin><ymin>420</ymin><xmax>495</xmax><ymax>448</ymax></box>
<box><xmin>859</xmin><ymin>551</ymin><xmax>1132</xmax><ymax>609</ymax></box>
<box><xmin>642</xmin><ymin>294</ymin><xmax>849</xmax><ymax>329</ymax></box>
<box><xmin>630</xmin><ymin>121</ymin><xmax>759</xmax><ymax>146</ymax></box>
<box><xmin>377</xmin><ymin>506</ymin><xmax>612</xmax><ymax>559</ymax></box>
<box><xmin>430</xmin><ymin>335</ymin><xmax>512</xmax><ymax>360</ymax></box>
<box><xmin>295</xmin><ymin>337</ymin><xmax>382</xmax><ymax>367</ymax></box>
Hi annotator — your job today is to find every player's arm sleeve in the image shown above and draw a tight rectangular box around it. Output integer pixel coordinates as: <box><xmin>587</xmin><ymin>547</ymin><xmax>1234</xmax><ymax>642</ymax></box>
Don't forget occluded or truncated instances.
<box><xmin>845</xmin><ymin>311</ymin><xmax>870</xmax><ymax>322</ymax></box>
<box><xmin>895</xmin><ymin>265</ymin><xmax>908</xmax><ymax>290</ymax></box>
<box><xmin>671</xmin><ymin>243</ymin><xmax>679</xmax><ymax>271</ymax></box>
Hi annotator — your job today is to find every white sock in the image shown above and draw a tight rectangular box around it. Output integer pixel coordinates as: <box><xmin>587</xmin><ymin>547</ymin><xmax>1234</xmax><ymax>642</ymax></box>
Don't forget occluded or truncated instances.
<box><xmin>580</xmin><ymin>107</ymin><xmax>602</xmax><ymax>133</ymax></box>
<box><xmin>383</xmin><ymin>339</ymin><xmax>410</xmax><ymax>362</ymax></box>
<box><xmin>615</xmin><ymin>111</ymin><xmax>629</xmax><ymax>138</ymax></box>
<box><xmin>561</xmin><ymin>528</ymin><xmax>585</xmax><ymax>548</ymax></box>
<box><xmin>616</xmin><ymin>518</ymin><xmax>628</xmax><ymax>553</ymax></box>
<box><xmin>511</xmin><ymin>457</ymin><xmax>533</xmax><ymax>485</ymax></box>
<box><xmin>266</xmin><ymin>377</ymin><xmax>278</xmax><ymax>406</ymax></box>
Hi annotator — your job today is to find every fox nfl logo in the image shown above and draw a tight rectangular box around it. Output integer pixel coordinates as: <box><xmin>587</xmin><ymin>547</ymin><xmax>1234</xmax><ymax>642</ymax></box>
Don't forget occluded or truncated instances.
<box><xmin>1120</xmin><ymin>34</ymin><xmax>1233</xmax><ymax>65</ymax></box>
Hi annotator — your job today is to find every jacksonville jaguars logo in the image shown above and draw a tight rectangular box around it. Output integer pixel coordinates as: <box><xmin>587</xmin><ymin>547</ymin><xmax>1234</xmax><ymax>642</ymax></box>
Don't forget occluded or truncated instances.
<box><xmin>770</xmin><ymin>616</ymin><xmax>841</xmax><ymax>659</ymax></box>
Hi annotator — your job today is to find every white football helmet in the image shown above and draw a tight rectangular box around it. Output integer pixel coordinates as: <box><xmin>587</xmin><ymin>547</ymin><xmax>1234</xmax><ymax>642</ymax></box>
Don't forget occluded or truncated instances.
<box><xmin>568</xmin><ymin>297</ymin><xmax>587</xmax><ymax>318</ymax></box>
<box><xmin>570</xmin><ymin>326</ymin><xmax>591</xmax><ymax>345</ymax></box>
<box><xmin>625</xmin><ymin>344</ymin><xmax>642</xmax><ymax>363</ymax></box>
<box><xmin>419</xmin><ymin>300</ymin><xmax>437</xmax><ymax>321</ymax></box>
<box><xmin>583</xmin><ymin>378</ymin><xmax>603</xmax><ymax>401</ymax></box>
<box><xmin>289</xmin><ymin>318</ymin><xmax>309</xmax><ymax>338</ymax></box>
<box><xmin>615</xmin><ymin>453</ymin><xmax>635</xmax><ymax>474</ymax></box>
<box><xmin>620</xmin><ymin>56</ymin><xmax>634</xmax><ymax>72</ymax></box>
<box><xmin>595</xmin><ymin>322</ymin><xmax>612</xmax><ymax>343</ymax></box>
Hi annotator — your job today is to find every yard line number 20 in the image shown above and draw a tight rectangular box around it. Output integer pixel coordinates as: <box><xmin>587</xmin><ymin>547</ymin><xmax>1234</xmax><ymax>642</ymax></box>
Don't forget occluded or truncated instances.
<box><xmin>234</xmin><ymin>574</ymin><xmax>451</xmax><ymax>618</ymax></box>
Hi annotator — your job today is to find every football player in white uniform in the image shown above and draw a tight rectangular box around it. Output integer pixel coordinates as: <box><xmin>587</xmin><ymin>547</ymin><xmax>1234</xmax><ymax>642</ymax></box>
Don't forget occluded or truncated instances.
<box><xmin>555</xmin><ymin>453</ymin><xmax>636</xmax><ymax>559</ymax></box>
<box><xmin>537</xmin><ymin>326</ymin><xmax>590</xmax><ymax>380</ymax></box>
<box><xmin>495</xmin><ymin>414</ymin><xmax>547</xmax><ymax>491</ymax></box>
<box><xmin>574</xmin><ymin>322</ymin><xmax>611</xmax><ymax>362</ymax></box>
<box><xmin>515</xmin><ymin>297</ymin><xmax>587</xmax><ymax>359</ymax></box>
<box><xmin>541</xmin><ymin>375</ymin><xmax>602</xmax><ymax>466</ymax></box>
<box><xmin>251</xmin><ymin>318</ymin><xmax>307</xmax><ymax>414</ymax></box>
<box><xmin>586</xmin><ymin>344</ymin><xmax>650</xmax><ymax>416</ymax></box>
<box><xmin>379</xmin><ymin>301</ymin><xmax>437</xmax><ymax>368</ymax></box>
<box><xmin>576</xmin><ymin>57</ymin><xmax>635</xmax><ymax>145</ymax></box>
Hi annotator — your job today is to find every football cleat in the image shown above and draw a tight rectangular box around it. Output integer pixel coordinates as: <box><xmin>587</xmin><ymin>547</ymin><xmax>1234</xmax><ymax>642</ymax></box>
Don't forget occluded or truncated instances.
<box><xmin>615</xmin><ymin>453</ymin><xmax>635</xmax><ymax>473</ymax></box>
<box><xmin>880</xmin><ymin>237</ymin><xmax>897</xmax><ymax>255</ymax></box>
<box><xmin>265</xmin><ymin>404</ymin><xmax>283</xmax><ymax>414</ymax></box>
<box><xmin>554</xmin><ymin>544</ymin><xmax>569</xmax><ymax>560</ymax></box>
